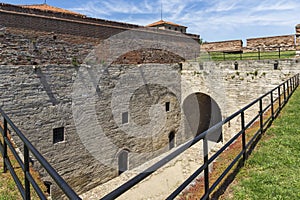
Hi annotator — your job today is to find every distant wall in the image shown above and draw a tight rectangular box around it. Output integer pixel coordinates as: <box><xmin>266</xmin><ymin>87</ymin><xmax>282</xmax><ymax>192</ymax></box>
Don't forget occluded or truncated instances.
<box><xmin>202</xmin><ymin>35</ymin><xmax>296</xmax><ymax>52</ymax></box>
<box><xmin>201</xmin><ymin>40</ymin><xmax>243</xmax><ymax>52</ymax></box>
<box><xmin>246</xmin><ymin>35</ymin><xmax>295</xmax><ymax>51</ymax></box>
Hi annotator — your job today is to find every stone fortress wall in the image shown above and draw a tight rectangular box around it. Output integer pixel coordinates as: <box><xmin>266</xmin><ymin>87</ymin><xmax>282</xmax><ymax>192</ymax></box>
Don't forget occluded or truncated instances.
<box><xmin>0</xmin><ymin>6</ymin><xmax>201</xmax><ymax>197</ymax></box>
<box><xmin>201</xmin><ymin>34</ymin><xmax>296</xmax><ymax>52</ymax></box>
<box><xmin>1</xmin><ymin>31</ymin><xmax>299</xmax><ymax>197</ymax></box>
<box><xmin>200</xmin><ymin>40</ymin><xmax>243</xmax><ymax>52</ymax></box>
<box><xmin>84</xmin><ymin>59</ymin><xmax>299</xmax><ymax>199</ymax></box>
<box><xmin>1</xmin><ymin>2</ymin><xmax>300</xmax><ymax>199</ymax></box>
<box><xmin>1</xmin><ymin>59</ymin><xmax>299</xmax><ymax>199</ymax></box>
<box><xmin>246</xmin><ymin>35</ymin><xmax>295</xmax><ymax>51</ymax></box>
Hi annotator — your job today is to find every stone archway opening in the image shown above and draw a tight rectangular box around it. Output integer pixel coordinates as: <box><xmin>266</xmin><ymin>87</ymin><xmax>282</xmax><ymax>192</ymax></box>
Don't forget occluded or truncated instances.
<box><xmin>183</xmin><ymin>92</ymin><xmax>222</xmax><ymax>142</ymax></box>
<box><xmin>118</xmin><ymin>149</ymin><xmax>129</xmax><ymax>175</ymax></box>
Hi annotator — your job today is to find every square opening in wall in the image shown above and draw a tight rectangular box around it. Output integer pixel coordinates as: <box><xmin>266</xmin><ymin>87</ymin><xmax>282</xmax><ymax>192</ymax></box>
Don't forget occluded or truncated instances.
<box><xmin>165</xmin><ymin>102</ymin><xmax>170</xmax><ymax>112</ymax></box>
<box><xmin>53</xmin><ymin>127</ymin><xmax>64</xmax><ymax>144</ymax></box>
<box><xmin>122</xmin><ymin>112</ymin><xmax>129</xmax><ymax>124</ymax></box>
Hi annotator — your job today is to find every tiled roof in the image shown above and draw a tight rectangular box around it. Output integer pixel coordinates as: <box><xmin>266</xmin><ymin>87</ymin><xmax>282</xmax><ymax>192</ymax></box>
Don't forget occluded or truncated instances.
<box><xmin>146</xmin><ymin>20</ymin><xmax>187</xmax><ymax>28</ymax></box>
<box><xmin>21</xmin><ymin>4</ymin><xmax>83</xmax><ymax>16</ymax></box>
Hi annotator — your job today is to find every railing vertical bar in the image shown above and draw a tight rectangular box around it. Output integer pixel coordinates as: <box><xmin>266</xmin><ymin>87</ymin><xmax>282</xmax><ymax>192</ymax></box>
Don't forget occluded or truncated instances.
<box><xmin>203</xmin><ymin>138</ymin><xmax>209</xmax><ymax>199</ymax></box>
<box><xmin>283</xmin><ymin>82</ymin><xmax>286</xmax><ymax>102</ymax></box>
<box><xmin>278</xmin><ymin>86</ymin><xmax>281</xmax><ymax>110</ymax></box>
<box><xmin>24</xmin><ymin>144</ymin><xmax>30</xmax><ymax>200</ymax></box>
<box><xmin>241</xmin><ymin>112</ymin><xmax>246</xmax><ymax>163</ymax></box>
<box><xmin>270</xmin><ymin>91</ymin><xmax>274</xmax><ymax>120</ymax></box>
<box><xmin>287</xmin><ymin>80</ymin><xmax>290</xmax><ymax>98</ymax></box>
<box><xmin>259</xmin><ymin>99</ymin><xmax>263</xmax><ymax>133</ymax></box>
<box><xmin>3</xmin><ymin>118</ymin><xmax>8</xmax><ymax>173</ymax></box>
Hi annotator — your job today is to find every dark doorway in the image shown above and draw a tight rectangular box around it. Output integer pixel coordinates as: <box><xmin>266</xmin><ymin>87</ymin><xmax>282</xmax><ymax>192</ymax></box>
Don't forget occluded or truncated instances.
<box><xmin>169</xmin><ymin>131</ymin><xmax>175</xmax><ymax>149</ymax></box>
<box><xmin>118</xmin><ymin>150</ymin><xmax>129</xmax><ymax>175</ymax></box>
<box><xmin>183</xmin><ymin>93</ymin><xmax>222</xmax><ymax>142</ymax></box>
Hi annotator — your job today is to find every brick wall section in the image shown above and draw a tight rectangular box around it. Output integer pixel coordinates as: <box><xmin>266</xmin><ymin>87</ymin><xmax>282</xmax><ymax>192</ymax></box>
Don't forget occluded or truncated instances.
<box><xmin>0</xmin><ymin>3</ymin><xmax>199</xmax><ymax>42</ymax></box>
<box><xmin>0</xmin><ymin>10</ymin><xmax>127</xmax><ymax>39</ymax></box>
<box><xmin>112</xmin><ymin>48</ymin><xmax>185</xmax><ymax>64</ymax></box>
<box><xmin>246</xmin><ymin>35</ymin><xmax>295</xmax><ymax>51</ymax></box>
<box><xmin>0</xmin><ymin>27</ymin><xmax>198</xmax><ymax>65</ymax></box>
<box><xmin>201</xmin><ymin>40</ymin><xmax>243</xmax><ymax>52</ymax></box>
<box><xmin>0</xmin><ymin>27</ymin><xmax>98</xmax><ymax>65</ymax></box>
<box><xmin>0</xmin><ymin>3</ymin><xmax>140</xmax><ymax>30</ymax></box>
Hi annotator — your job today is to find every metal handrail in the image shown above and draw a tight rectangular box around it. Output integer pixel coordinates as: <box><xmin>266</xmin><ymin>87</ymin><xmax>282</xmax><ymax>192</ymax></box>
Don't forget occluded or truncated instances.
<box><xmin>0</xmin><ymin>108</ymin><xmax>81</xmax><ymax>199</ymax></box>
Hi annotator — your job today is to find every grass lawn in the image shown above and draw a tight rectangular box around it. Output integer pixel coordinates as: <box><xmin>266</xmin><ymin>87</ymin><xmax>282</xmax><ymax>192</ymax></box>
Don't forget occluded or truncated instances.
<box><xmin>201</xmin><ymin>50</ymin><xmax>296</xmax><ymax>61</ymax></box>
<box><xmin>0</xmin><ymin>136</ymin><xmax>46</xmax><ymax>199</ymax></box>
<box><xmin>226</xmin><ymin>87</ymin><xmax>300</xmax><ymax>199</ymax></box>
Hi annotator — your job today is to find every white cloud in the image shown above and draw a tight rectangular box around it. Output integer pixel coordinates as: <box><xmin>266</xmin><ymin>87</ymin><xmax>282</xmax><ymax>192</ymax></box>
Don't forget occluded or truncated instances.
<box><xmin>68</xmin><ymin>0</ymin><xmax>300</xmax><ymax>41</ymax></box>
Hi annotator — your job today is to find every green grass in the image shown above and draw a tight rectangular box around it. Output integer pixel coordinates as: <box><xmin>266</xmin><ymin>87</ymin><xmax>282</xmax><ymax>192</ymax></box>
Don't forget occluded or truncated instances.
<box><xmin>0</xmin><ymin>137</ymin><xmax>46</xmax><ymax>199</ymax></box>
<box><xmin>227</xmin><ymin>87</ymin><xmax>300</xmax><ymax>200</ymax></box>
<box><xmin>201</xmin><ymin>50</ymin><xmax>296</xmax><ymax>61</ymax></box>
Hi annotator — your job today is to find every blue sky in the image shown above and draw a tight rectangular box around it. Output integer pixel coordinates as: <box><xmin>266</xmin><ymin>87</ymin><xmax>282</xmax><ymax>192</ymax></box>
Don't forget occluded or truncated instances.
<box><xmin>1</xmin><ymin>0</ymin><xmax>300</xmax><ymax>43</ymax></box>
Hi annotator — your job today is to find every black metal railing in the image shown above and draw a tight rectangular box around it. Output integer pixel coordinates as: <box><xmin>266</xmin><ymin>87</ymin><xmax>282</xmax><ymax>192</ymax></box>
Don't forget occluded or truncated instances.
<box><xmin>101</xmin><ymin>73</ymin><xmax>299</xmax><ymax>200</ymax></box>
<box><xmin>0</xmin><ymin>109</ymin><xmax>81</xmax><ymax>199</ymax></box>
<box><xmin>203</xmin><ymin>46</ymin><xmax>296</xmax><ymax>61</ymax></box>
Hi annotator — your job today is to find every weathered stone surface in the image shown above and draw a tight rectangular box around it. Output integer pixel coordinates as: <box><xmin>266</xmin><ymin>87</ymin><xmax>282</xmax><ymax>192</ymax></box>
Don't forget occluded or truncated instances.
<box><xmin>246</xmin><ymin>35</ymin><xmax>295</xmax><ymax>51</ymax></box>
<box><xmin>201</xmin><ymin>35</ymin><xmax>296</xmax><ymax>52</ymax></box>
<box><xmin>201</xmin><ymin>40</ymin><xmax>243</xmax><ymax>52</ymax></box>
<box><xmin>0</xmin><ymin>60</ymin><xmax>299</xmax><ymax>199</ymax></box>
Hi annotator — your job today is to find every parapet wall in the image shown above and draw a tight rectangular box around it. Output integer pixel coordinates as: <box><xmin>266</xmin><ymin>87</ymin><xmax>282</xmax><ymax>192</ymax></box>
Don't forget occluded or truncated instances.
<box><xmin>0</xmin><ymin>27</ymin><xmax>98</xmax><ymax>65</ymax></box>
<box><xmin>0</xmin><ymin>9</ymin><xmax>127</xmax><ymax>39</ymax></box>
<box><xmin>0</xmin><ymin>3</ymin><xmax>199</xmax><ymax>43</ymax></box>
<box><xmin>0</xmin><ymin>26</ymin><xmax>199</xmax><ymax>66</ymax></box>
<box><xmin>201</xmin><ymin>40</ymin><xmax>243</xmax><ymax>52</ymax></box>
<box><xmin>202</xmin><ymin>35</ymin><xmax>296</xmax><ymax>52</ymax></box>
<box><xmin>0</xmin><ymin>3</ymin><xmax>140</xmax><ymax>30</ymax></box>
<box><xmin>246</xmin><ymin>35</ymin><xmax>295</xmax><ymax>51</ymax></box>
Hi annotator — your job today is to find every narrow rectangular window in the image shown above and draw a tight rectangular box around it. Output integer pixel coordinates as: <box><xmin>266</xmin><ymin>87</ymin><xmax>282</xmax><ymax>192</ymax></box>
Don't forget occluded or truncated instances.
<box><xmin>122</xmin><ymin>112</ymin><xmax>129</xmax><ymax>124</ymax></box>
<box><xmin>53</xmin><ymin>127</ymin><xmax>64</xmax><ymax>144</ymax></box>
<box><xmin>165</xmin><ymin>102</ymin><xmax>170</xmax><ymax>112</ymax></box>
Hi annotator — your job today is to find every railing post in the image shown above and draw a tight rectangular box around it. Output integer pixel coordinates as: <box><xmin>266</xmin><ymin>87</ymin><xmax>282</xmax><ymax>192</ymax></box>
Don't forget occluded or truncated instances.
<box><xmin>287</xmin><ymin>80</ymin><xmax>290</xmax><ymax>98</ymax></box>
<box><xmin>270</xmin><ymin>91</ymin><xmax>274</xmax><ymax>120</ymax></box>
<box><xmin>283</xmin><ymin>83</ymin><xmax>286</xmax><ymax>103</ymax></box>
<box><xmin>24</xmin><ymin>144</ymin><xmax>30</xmax><ymax>200</ymax></box>
<box><xmin>203</xmin><ymin>138</ymin><xmax>209</xmax><ymax>199</ymax></box>
<box><xmin>3</xmin><ymin>118</ymin><xmax>8</xmax><ymax>173</ymax></box>
<box><xmin>259</xmin><ymin>99</ymin><xmax>263</xmax><ymax>133</ymax></box>
<box><xmin>241</xmin><ymin>112</ymin><xmax>246</xmax><ymax>163</ymax></box>
<box><xmin>278</xmin><ymin>86</ymin><xmax>281</xmax><ymax>109</ymax></box>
